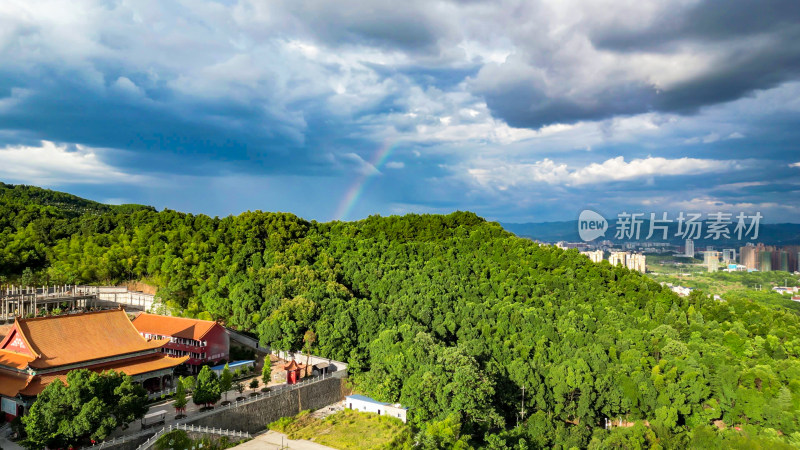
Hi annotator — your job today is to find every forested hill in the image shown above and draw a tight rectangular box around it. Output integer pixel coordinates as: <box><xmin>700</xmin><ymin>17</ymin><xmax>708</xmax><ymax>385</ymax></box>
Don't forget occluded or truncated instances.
<box><xmin>0</xmin><ymin>183</ymin><xmax>155</xmax><ymax>275</ymax></box>
<box><xmin>3</xmin><ymin>183</ymin><xmax>800</xmax><ymax>448</ymax></box>
<box><xmin>0</xmin><ymin>182</ymin><xmax>154</xmax><ymax>216</ymax></box>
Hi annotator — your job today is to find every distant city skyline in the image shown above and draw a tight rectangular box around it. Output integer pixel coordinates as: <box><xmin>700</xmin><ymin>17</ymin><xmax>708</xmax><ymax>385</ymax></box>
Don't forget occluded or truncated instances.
<box><xmin>1</xmin><ymin>1</ymin><xmax>799</xmax><ymax>222</ymax></box>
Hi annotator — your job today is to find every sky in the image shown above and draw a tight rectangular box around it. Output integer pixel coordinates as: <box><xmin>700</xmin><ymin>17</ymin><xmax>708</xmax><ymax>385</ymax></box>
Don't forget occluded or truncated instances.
<box><xmin>0</xmin><ymin>0</ymin><xmax>799</xmax><ymax>223</ymax></box>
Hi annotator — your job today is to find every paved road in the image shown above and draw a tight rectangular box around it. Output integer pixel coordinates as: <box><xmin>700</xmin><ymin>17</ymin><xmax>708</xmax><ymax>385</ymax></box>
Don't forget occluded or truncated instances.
<box><xmin>232</xmin><ymin>431</ymin><xmax>336</xmax><ymax>450</ymax></box>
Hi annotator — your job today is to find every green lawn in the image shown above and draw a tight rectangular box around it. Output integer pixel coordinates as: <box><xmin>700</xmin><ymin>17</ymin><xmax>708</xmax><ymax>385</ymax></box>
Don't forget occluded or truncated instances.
<box><xmin>269</xmin><ymin>409</ymin><xmax>412</xmax><ymax>450</ymax></box>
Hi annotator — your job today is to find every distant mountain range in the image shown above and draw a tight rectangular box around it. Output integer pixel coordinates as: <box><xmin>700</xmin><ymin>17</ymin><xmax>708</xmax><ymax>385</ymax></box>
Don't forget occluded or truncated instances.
<box><xmin>501</xmin><ymin>220</ymin><xmax>800</xmax><ymax>247</ymax></box>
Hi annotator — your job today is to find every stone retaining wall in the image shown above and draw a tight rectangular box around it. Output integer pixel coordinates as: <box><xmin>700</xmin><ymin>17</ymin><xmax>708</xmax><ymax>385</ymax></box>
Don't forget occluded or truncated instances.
<box><xmin>184</xmin><ymin>377</ymin><xmax>345</xmax><ymax>433</ymax></box>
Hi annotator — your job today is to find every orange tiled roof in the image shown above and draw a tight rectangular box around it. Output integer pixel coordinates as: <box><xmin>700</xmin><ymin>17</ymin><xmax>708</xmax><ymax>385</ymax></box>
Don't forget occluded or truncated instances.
<box><xmin>0</xmin><ymin>369</ymin><xmax>32</xmax><ymax>397</ymax></box>
<box><xmin>283</xmin><ymin>360</ymin><xmax>306</xmax><ymax>371</ymax></box>
<box><xmin>132</xmin><ymin>313</ymin><xmax>220</xmax><ymax>341</ymax></box>
<box><xmin>18</xmin><ymin>373</ymin><xmax>65</xmax><ymax>396</ymax></box>
<box><xmin>0</xmin><ymin>349</ymin><xmax>35</xmax><ymax>370</ymax></box>
<box><xmin>17</xmin><ymin>354</ymin><xmax>189</xmax><ymax>396</ymax></box>
<box><xmin>15</xmin><ymin>309</ymin><xmax>170</xmax><ymax>369</ymax></box>
<box><xmin>88</xmin><ymin>353</ymin><xmax>190</xmax><ymax>377</ymax></box>
<box><xmin>0</xmin><ymin>324</ymin><xmax>11</xmax><ymax>341</ymax></box>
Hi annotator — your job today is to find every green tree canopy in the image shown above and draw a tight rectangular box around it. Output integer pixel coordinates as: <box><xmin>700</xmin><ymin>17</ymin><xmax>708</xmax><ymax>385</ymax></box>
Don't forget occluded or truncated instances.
<box><xmin>22</xmin><ymin>369</ymin><xmax>147</xmax><ymax>449</ymax></box>
<box><xmin>219</xmin><ymin>363</ymin><xmax>233</xmax><ymax>401</ymax></box>
<box><xmin>192</xmin><ymin>366</ymin><xmax>221</xmax><ymax>407</ymax></box>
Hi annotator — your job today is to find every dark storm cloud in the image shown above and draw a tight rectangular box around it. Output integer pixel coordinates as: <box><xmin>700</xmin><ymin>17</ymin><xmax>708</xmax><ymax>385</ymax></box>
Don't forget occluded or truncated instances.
<box><xmin>477</xmin><ymin>76</ymin><xmax>659</xmax><ymax>129</ymax></box>
<box><xmin>0</xmin><ymin>64</ymin><xmax>344</xmax><ymax>175</ymax></box>
<box><xmin>473</xmin><ymin>0</ymin><xmax>800</xmax><ymax>129</ymax></box>
<box><xmin>279</xmin><ymin>0</ymin><xmax>446</xmax><ymax>54</ymax></box>
<box><xmin>593</xmin><ymin>0</ymin><xmax>800</xmax><ymax>49</ymax></box>
<box><xmin>0</xmin><ymin>0</ymin><xmax>799</xmax><ymax>221</ymax></box>
<box><xmin>650</xmin><ymin>32</ymin><xmax>800</xmax><ymax>114</ymax></box>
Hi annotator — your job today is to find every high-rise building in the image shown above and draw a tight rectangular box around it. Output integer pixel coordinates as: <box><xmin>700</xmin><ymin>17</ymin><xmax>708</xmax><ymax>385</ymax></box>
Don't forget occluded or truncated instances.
<box><xmin>609</xmin><ymin>252</ymin><xmax>627</xmax><ymax>267</ymax></box>
<box><xmin>740</xmin><ymin>244</ymin><xmax>799</xmax><ymax>272</ymax></box>
<box><xmin>773</xmin><ymin>246</ymin><xmax>800</xmax><ymax>272</ymax></box>
<box><xmin>778</xmin><ymin>251</ymin><xmax>789</xmax><ymax>272</ymax></box>
<box><xmin>704</xmin><ymin>251</ymin><xmax>720</xmax><ymax>272</ymax></box>
<box><xmin>685</xmin><ymin>239</ymin><xmax>695</xmax><ymax>258</ymax></box>
<box><xmin>580</xmin><ymin>250</ymin><xmax>604</xmax><ymax>263</ymax></box>
<box><xmin>787</xmin><ymin>247</ymin><xmax>800</xmax><ymax>273</ymax></box>
<box><xmin>760</xmin><ymin>251</ymin><xmax>773</xmax><ymax>272</ymax></box>
<box><xmin>722</xmin><ymin>249</ymin><xmax>736</xmax><ymax>264</ymax></box>
<box><xmin>740</xmin><ymin>244</ymin><xmax>757</xmax><ymax>270</ymax></box>
<box><xmin>626</xmin><ymin>253</ymin><xmax>646</xmax><ymax>273</ymax></box>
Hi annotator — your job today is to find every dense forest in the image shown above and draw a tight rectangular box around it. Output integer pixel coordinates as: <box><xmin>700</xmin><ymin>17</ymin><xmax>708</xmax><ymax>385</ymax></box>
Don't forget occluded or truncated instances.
<box><xmin>3</xmin><ymin>182</ymin><xmax>800</xmax><ymax>448</ymax></box>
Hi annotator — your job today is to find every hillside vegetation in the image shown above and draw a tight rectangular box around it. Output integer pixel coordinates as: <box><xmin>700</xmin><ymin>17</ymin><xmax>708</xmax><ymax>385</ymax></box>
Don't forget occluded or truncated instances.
<box><xmin>2</xmin><ymin>183</ymin><xmax>800</xmax><ymax>448</ymax></box>
<box><xmin>270</xmin><ymin>409</ymin><xmax>412</xmax><ymax>449</ymax></box>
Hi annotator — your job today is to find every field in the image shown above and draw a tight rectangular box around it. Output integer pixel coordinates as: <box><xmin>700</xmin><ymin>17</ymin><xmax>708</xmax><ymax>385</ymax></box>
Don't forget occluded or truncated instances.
<box><xmin>269</xmin><ymin>409</ymin><xmax>411</xmax><ymax>450</ymax></box>
<box><xmin>647</xmin><ymin>258</ymin><xmax>800</xmax><ymax>314</ymax></box>
<box><xmin>648</xmin><ymin>267</ymin><xmax>799</xmax><ymax>293</ymax></box>
<box><xmin>645</xmin><ymin>254</ymin><xmax>706</xmax><ymax>275</ymax></box>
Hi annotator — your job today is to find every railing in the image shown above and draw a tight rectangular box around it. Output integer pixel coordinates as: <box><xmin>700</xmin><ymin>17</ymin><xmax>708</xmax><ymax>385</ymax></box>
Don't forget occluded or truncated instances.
<box><xmin>1</xmin><ymin>285</ymin><xmax>157</xmax><ymax>320</ymax></box>
<box><xmin>135</xmin><ymin>424</ymin><xmax>250</xmax><ymax>450</ymax></box>
<box><xmin>88</xmin><ymin>432</ymin><xmax>137</xmax><ymax>449</ymax></box>
<box><xmin>148</xmin><ymin>386</ymin><xmax>177</xmax><ymax>400</ymax></box>
<box><xmin>178</xmin><ymin>423</ymin><xmax>250</xmax><ymax>439</ymax></box>
<box><xmin>91</xmin><ymin>423</ymin><xmax>251</xmax><ymax>450</ymax></box>
<box><xmin>1</xmin><ymin>286</ymin><xmax>95</xmax><ymax>301</ymax></box>
<box><xmin>132</xmin><ymin>427</ymin><xmax>167</xmax><ymax>450</ymax></box>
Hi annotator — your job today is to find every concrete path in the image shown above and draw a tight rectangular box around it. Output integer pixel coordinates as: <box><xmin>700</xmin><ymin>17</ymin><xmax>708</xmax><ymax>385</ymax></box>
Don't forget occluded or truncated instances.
<box><xmin>0</xmin><ymin>423</ymin><xmax>25</xmax><ymax>450</ymax></box>
<box><xmin>232</xmin><ymin>431</ymin><xmax>336</xmax><ymax>450</ymax></box>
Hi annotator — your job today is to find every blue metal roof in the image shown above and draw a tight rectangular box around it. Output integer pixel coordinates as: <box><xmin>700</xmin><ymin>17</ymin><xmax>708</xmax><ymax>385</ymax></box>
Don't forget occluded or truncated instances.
<box><xmin>346</xmin><ymin>394</ymin><xmax>409</xmax><ymax>410</ymax></box>
<box><xmin>209</xmin><ymin>360</ymin><xmax>255</xmax><ymax>371</ymax></box>
<box><xmin>347</xmin><ymin>394</ymin><xmax>391</xmax><ymax>405</ymax></box>
<box><xmin>346</xmin><ymin>394</ymin><xmax>387</xmax><ymax>405</ymax></box>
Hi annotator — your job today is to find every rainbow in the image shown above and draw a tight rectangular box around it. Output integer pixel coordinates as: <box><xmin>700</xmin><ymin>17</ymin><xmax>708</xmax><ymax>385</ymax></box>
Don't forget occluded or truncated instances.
<box><xmin>333</xmin><ymin>139</ymin><xmax>399</xmax><ymax>221</ymax></box>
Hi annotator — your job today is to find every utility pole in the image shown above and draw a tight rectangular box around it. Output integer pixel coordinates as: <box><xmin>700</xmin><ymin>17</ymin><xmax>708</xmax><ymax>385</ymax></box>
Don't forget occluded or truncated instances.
<box><xmin>519</xmin><ymin>385</ymin><xmax>526</xmax><ymax>426</ymax></box>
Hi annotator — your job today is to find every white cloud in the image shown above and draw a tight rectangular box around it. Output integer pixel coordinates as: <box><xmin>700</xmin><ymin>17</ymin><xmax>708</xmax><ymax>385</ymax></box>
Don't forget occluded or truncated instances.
<box><xmin>684</xmin><ymin>131</ymin><xmax>747</xmax><ymax>145</ymax></box>
<box><xmin>465</xmin><ymin>156</ymin><xmax>741</xmax><ymax>190</ymax></box>
<box><xmin>716</xmin><ymin>181</ymin><xmax>769</xmax><ymax>189</ymax></box>
<box><xmin>669</xmin><ymin>196</ymin><xmax>800</xmax><ymax>214</ymax></box>
<box><xmin>340</xmin><ymin>152</ymin><xmax>380</xmax><ymax>176</ymax></box>
<box><xmin>0</xmin><ymin>141</ymin><xmax>145</xmax><ymax>185</ymax></box>
<box><xmin>112</xmin><ymin>76</ymin><xmax>144</xmax><ymax>97</ymax></box>
<box><xmin>570</xmin><ymin>156</ymin><xmax>740</xmax><ymax>184</ymax></box>
<box><xmin>385</xmin><ymin>161</ymin><xmax>405</xmax><ymax>169</ymax></box>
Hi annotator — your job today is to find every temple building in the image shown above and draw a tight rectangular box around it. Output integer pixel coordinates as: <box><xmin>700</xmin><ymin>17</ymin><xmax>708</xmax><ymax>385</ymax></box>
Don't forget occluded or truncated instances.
<box><xmin>283</xmin><ymin>360</ymin><xmax>307</xmax><ymax>385</ymax></box>
<box><xmin>0</xmin><ymin>309</ymin><xmax>187</xmax><ymax>421</ymax></box>
<box><xmin>132</xmin><ymin>313</ymin><xmax>229</xmax><ymax>373</ymax></box>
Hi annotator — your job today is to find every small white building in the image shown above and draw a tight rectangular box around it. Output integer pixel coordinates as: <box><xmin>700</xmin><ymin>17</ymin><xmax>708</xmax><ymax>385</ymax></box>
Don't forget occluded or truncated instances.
<box><xmin>773</xmin><ymin>286</ymin><xmax>799</xmax><ymax>295</ymax></box>
<box><xmin>345</xmin><ymin>394</ymin><xmax>408</xmax><ymax>423</ymax></box>
<box><xmin>670</xmin><ymin>285</ymin><xmax>693</xmax><ymax>297</ymax></box>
